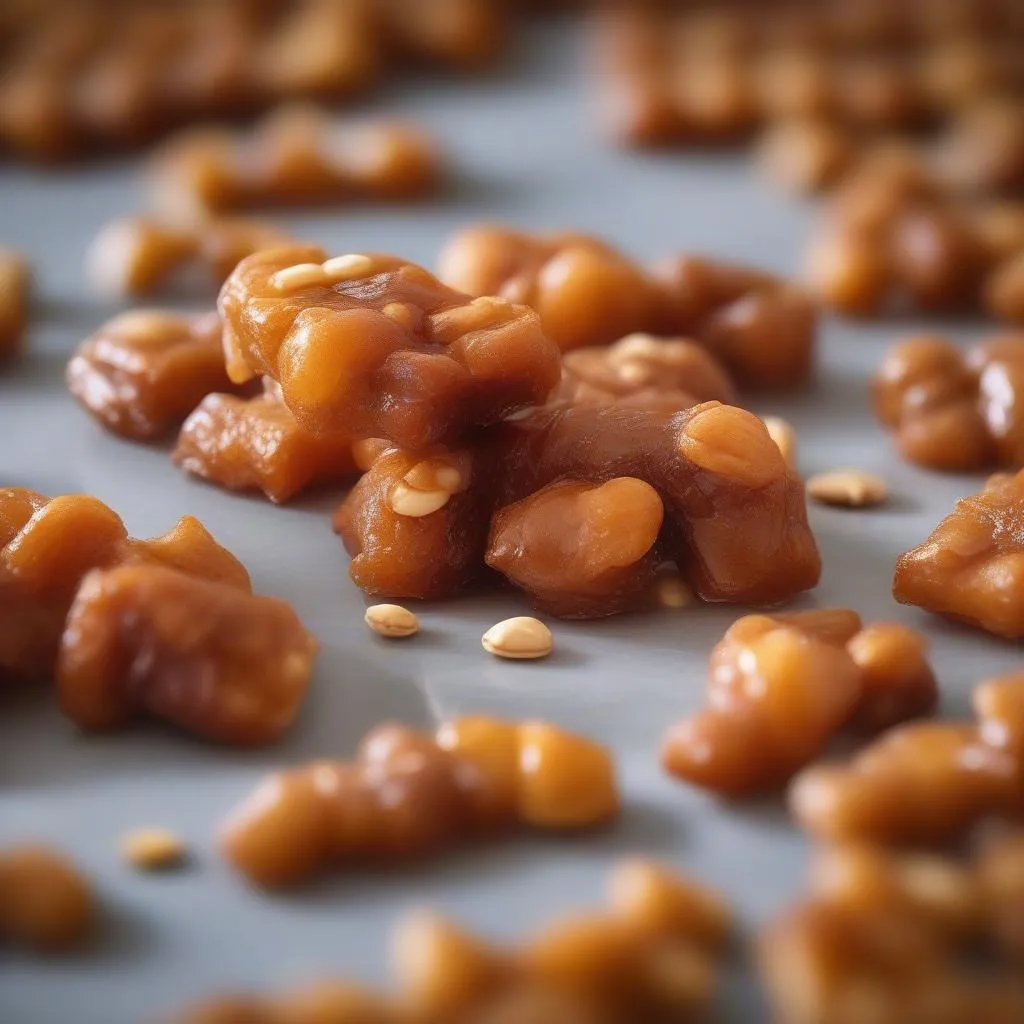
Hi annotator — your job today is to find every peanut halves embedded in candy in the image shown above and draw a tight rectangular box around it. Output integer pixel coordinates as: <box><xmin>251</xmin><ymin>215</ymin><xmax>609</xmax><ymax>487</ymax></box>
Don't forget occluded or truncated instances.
<box><xmin>219</xmin><ymin>717</ymin><xmax>618</xmax><ymax>888</ymax></box>
<box><xmin>218</xmin><ymin>245</ymin><xmax>562</xmax><ymax>449</ymax></box>
<box><xmin>661</xmin><ymin>609</ymin><xmax>937</xmax><ymax>796</ymax></box>
<box><xmin>57</xmin><ymin>563</ymin><xmax>316</xmax><ymax>747</ymax></box>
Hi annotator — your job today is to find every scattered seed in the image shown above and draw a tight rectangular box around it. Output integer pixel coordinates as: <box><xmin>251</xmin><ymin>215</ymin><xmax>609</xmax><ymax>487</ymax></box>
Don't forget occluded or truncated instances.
<box><xmin>388</xmin><ymin>482</ymin><xmax>451</xmax><ymax>517</ymax></box>
<box><xmin>807</xmin><ymin>469</ymin><xmax>887</xmax><ymax>508</ymax></box>
<box><xmin>121</xmin><ymin>828</ymin><xmax>187</xmax><ymax>871</ymax></box>
<box><xmin>655</xmin><ymin>574</ymin><xmax>694</xmax><ymax>609</ymax></box>
<box><xmin>481</xmin><ymin>616</ymin><xmax>553</xmax><ymax>660</ymax></box>
<box><xmin>365</xmin><ymin>603</ymin><xmax>420</xmax><ymax>639</ymax></box>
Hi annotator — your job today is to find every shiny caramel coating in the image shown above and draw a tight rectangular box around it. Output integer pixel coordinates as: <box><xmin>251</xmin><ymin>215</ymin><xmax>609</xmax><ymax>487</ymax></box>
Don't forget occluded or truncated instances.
<box><xmin>876</xmin><ymin>333</ymin><xmax>1024</xmax><ymax>470</ymax></box>
<box><xmin>0</xmin><ymin>487</ymin><xmax>248</xmax><ymax>683</ymax></box>
<box><xmin>0</xmin><ymin>250</ymin><xmax>29</xmax><ymax>363</ymax></box>
<box><xmin>976</xmin><ymin>831</ymin><xmax>1024</xmax><ymax>963</ymax></box>
<box><xmin>253</xmin><ymin>0</ymin><xmax>381</xmax><ymax>101</ymax></box>
<box><xmin>85</xmin><ymin>215</ymin><xmax>294</xmax><ymax>298</ymax></box>
<box><xmin>760</xmin><ymin>838</ymin><xmax>1024</xmax><ymax>1024</ymax></box>
<box><xmin>174</xmin><ymin>380</ymin><xmax>358</xmax><ymax>504</ymax></box>
<box><xmin>789</xmin><ymin>719</ymin><xmax>1023</xmax><ymax>846</ymax></box>
<box><xmin>560</xmin><ymin>333</ymin><xmax>737</xmax><ymax>408</ymax></box>
<box><xmin>436</xmin><ymin>225</ymin><xmax>661</xmax><ymax>352</ymax></box>
<box><xmin>66</xmin><ymin>310</ymin><xmax>242</xmax><ymax>442</ymax></box>
<box><xmin>219</xmin><ymin>245</ymin><xmax>561</xmax><ymax>449</ymax></box>
<box><xmin>219</xmin><ymin>717</ymin><xmax>617</xmax><ymax>888</ymax></box>
<box><xmin>894</xmin><ymin>470</ymin><xmax>1024</xmax><ymax>637</ymax></box>
<box><xmin>0</xmin><ymin>845</ymin><xmax>95</xmax><ymax>953</ymax></box>
<box><xmin>56</xmin><ymin>563</ymin><xmax>314</xmax><ymax>746</ymax></box>
<box><xmin>150</xmin><ymin>105</ymin><xmax>441</xmax><ymax>219</ymax></box>
<box><xmin>486</xmin><ymin>478</ymin><xmax>664</xmax><ymax>619</ymax></box>
<box><xmin>652</xmin><ymin>255</ymin><xmax>816</xmax><ymax>391</ymax></box>
<box><xmin>662</xmin><ymin>610</ymin><xmax>937</xmax><ymax>798</ymax></box>
<box><xmin>336</xmin><ymin>399</ymin><xmax>821</xmax><ymax>614</ymax></box>
<box><xmin>174</xmin><ymin>859</ymin><xmax>728</xmax><ymax>1024</ymax></box>
<box><xmin>375</xmin><ymin>0</ymin><xmax>505</xmax><ymax>69</ymax></box>
<box><xmin>935</xmin><ymin>99</ymin><xmax>1024</xmax><ymax>197</ymax></box>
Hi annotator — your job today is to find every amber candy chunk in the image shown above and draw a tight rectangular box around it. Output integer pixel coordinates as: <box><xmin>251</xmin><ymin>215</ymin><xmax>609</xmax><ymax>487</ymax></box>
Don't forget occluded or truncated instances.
<box><xmin>437</xmin><ymin>225</ymin><xmax>660</xmax><ymax>352</ymax></box>
<box><xmin>219</xmin><ymin>717</ymin><xmax>617</xmax><ymax>888</ymax></box>
<box><xmin>661</xmin><ymin>610</ymin><xmax>937</xmax><ymax>797</ymax></box>
<box><xmin>174</xmin><ymin>859</ymin><xmax>729</xmax><ymax>1024</ymax></box>
<box><xmin>652</xmin><ymin>255</ymin><xmax>816</xmax><ymax>391</ymax></box>
<box><xmin>219</xmin><ymin>245</ymin><xmax>561</xmax><ymax>449</ymax></box>
<box><xmin>174</xmin><ymin>379</ymin><xmax>358</xmax><ymax>504</ymax></box>
<box><xmin>85</xmin><ymin>215</ymin><xmax>294</xmax><ymax>298</ymax></box>
<box><xmin>790</xmin><ymin>674</ymin><xmax>1024</xmax><ymax>845</ymax></box>
<box><xmin>337</xmin><ymin>399</ymin><xmax>821</xmax><ymax>614</ymax></box>
<box><xmin>0</xmin><ymin>250</ymin><xmax>29</xmax><ymax>362</ymax></box>
<box><xmin>0</xmin><ymin>845</ymin><xmax>94</xmax><ymax>953</ymax></box>
<box><xmin>560</xmin><ymin>333</ymin><xmax>737</xmax><ymax>408</ymax></box>
<box><xmin>150</xmin><ymin>105</ymin><xmax>441</xmax><ymax>219</ymax></box>
<box><xmin>253</xmin><ymin>0</ymin><xmax>381</xmax><ymax>100</ymax></box>
<box><xmin>376</xmin><ymin>0</ymin><xmax>505</xmax><ymax>69</ymax></box>
<box><xmin>57</xmin><ymin>563</ymin><xmax>315</xmax><ymax>747</ymax></box>
<box><xmin>759</xmin><ymin>833</ymin><xmax>1024</xmax><ymax>1024</ymax></box>
<box><xmin>485</xmin><ymin>478</ymin><xmax>664</xmax><ymax>619</ymax></box>
<box><xmin>66</xmin><ymin>310</ymin><xmax>242</xmax><ymax>442</ymax></box>
<box><xmin>0</xmin><ymin>488</ymin><xmax>247</xmax><ymax>683</ymax></box>
<box><xmin>870</xmin><ymin>333</ymin><xmax>1024</xmax><ymax>471</ymax></box>
<box><xmin>894</xmin><ymin>470</ymin><xmax>1024</xmax><ymax>637</ymax></box>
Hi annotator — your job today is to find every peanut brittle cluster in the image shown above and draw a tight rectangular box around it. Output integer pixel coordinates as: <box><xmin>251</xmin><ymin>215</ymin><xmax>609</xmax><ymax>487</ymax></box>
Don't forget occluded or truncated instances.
<box><xmin>220</xmin><ymin>717</ymin><xmax>618</xmax><ymax>887</ymax></box>
<box><xmin>336</xmin><ymin>398</ymin><xmax>821</xmax><ymax>617</ymax></box>
<box><xmin>57</xmin><ymin>563</ymin><xmax>317</xmax><ymax>747</ymax></box>
<box><xmin>177</xmin><ymin>858</ymin><xmax>730</xmax><ymax>1024</ymax></box>
<box><xmin>65</xmin><ymin>310</ymin><xmax>243</xmax><ymax>441</ymax></box>
<box><xmin>85</xmin><ymin>215</ymin><xmax>294</xmax><ymax>298</ymax></box>
<box><xmin>0</xmin><ymin>250</ymin><xmax>29</xmax><ymax>364</ymax></box>
<box><xmin>660</xmin><ymin>609</ymin><xmax>937</xmax><ymax>797</ymax></box>
<box><xmin>149</xmin><ymin>105</ymin><xmax>441</xmax><ymax>219</ymax></box>
<box><xmin>594</xmin><ymin>2</ymin><xmax>1024</xmax><ymax>147</ymax></box>
<box><xmin>0</xmin><ymin>0</ymin><xmax>503</xmax><ymax>162</ymax></box>
<box><xmin>219</xmin><ymin>245</ymin><xmax>562</xmax><ymax>449</ymax></box>
<box><xmin>760</xmin><ymin>839</ymin><xmax>1024</xmax><ymax>1024</ymax></box>
<box><xmin>0</xmin><ymin>487</ymin><xmax>248</xmax><ymax>683</ymax></box>
<box><xmin>437</xmin><ymin>224</ymin><xmax>818</xmax><ymax>390</ymax></box>
<box><xmin>805</xmin><ymin>160</ymin><xmax>1024</xmax><ymax>319</ymax></box>
<box><xmin>894</xmin><ymin>469</ymin><xmax>1024</xmax><ymax>638</ymax></box>
<box><xmin>874</xmin><ymin>333</ymin><xmax>1024</xmax><ymax>471</ymax></box>
<box><xmin>790</xmin><ymin>671</ymin><xmax>1024</xmax><ymax>844</ymax></box>
<box><xmin>0</xmin><ymin>845</ymin><xmax>95</xmax><ymax>954</ymax></box>
<box><xmin>173</xmin><ymin>378</ymin><xmax>358</xmax><ymax>504</ymax></box>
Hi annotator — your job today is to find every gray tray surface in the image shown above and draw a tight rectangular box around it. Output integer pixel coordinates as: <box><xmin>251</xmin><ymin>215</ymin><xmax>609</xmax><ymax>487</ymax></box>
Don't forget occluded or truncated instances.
<box><xmin>1</xmin><ymin>21</ymin><xmax>1017</xmax><ymax>1024</ymax></box>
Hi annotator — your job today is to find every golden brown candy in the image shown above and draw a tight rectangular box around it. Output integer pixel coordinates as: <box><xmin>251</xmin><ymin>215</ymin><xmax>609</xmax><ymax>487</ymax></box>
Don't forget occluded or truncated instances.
<box><xmin>66</xmin><ymin>310</ymin><xmax>242</xmax><ymax>442</ymax></box>
<box><xmin>652</xmin><ymin>255</ymin><xmax>817</xmax><ymax>391</ymax></box>
<box><xmin>57</xmin><ymin>563</ymin><xmax>315</xmax><ymax>746</ymax></box>
<box><xmin>85</xmin><ymin>215</ymin><xmax>294</xmax><ymax>298</ymax></box>
<box><xmin>790</xmin><ymin>673</ymin><xmax>1024</xmax><ymax>845</ymax></box>
<box><xmin>0</xmin><ymin>845</ymin><xmax>95</xmax><ymax>953</ymax></box>
<box><xmin>150</xmin><ymin>105</ymin><xmax>441</xmax><ymax>219</ymax></box>
<box><xmin>173</xmin><ymin>379</ymin><xmax>358</xmax><ymax>504</ymax></box>
<box><xmin>0</xmin><ymin>487</ymin><xmax>248</xmax><ymax>683</ymax></box>
<box><xmin>336</xmin><ymin>398</ymin><xmax>821</xmax><ymax>614</ymax></box>
<box><xmin>220</xmin><ymin>717</ymin><xmax>617</xmax><ymax>888</ymax></box>
<box><xmin>174</xmin><ymin>859</ymin><xmax>729</xmax><ymax>1024</ymax></box>
<box><xmin>760</xmin><ymin>835</ymin><xmax>1024</xmax><ymax>1024</ymax></box>
<box><xmin>0</xmin><ymin>250</ymin><xmax>29</xmax><ymax>363</ymax></box>
<box><xmin>894</xmin><ymin>470</ymin><xmax>1024</xmax><ymax>637</ymax></box>
<box><xmin>219</xmin><ymin>245</ymin><xmax>561</xmax><ymax>449</ymax></box>
<box><xmin>661</xmin><ymin>610</ymin><xmax>936</xmax><ymax>797</ymax></box>
<box><xmin>437</xmin><ymin>225</ymin><xmax>661</xmax><ymax>352</ymax></box>
<box><xmin>871</xmin><ymin>332</ymin><xmax>1024</xmax><ymax>471</ymax></box>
